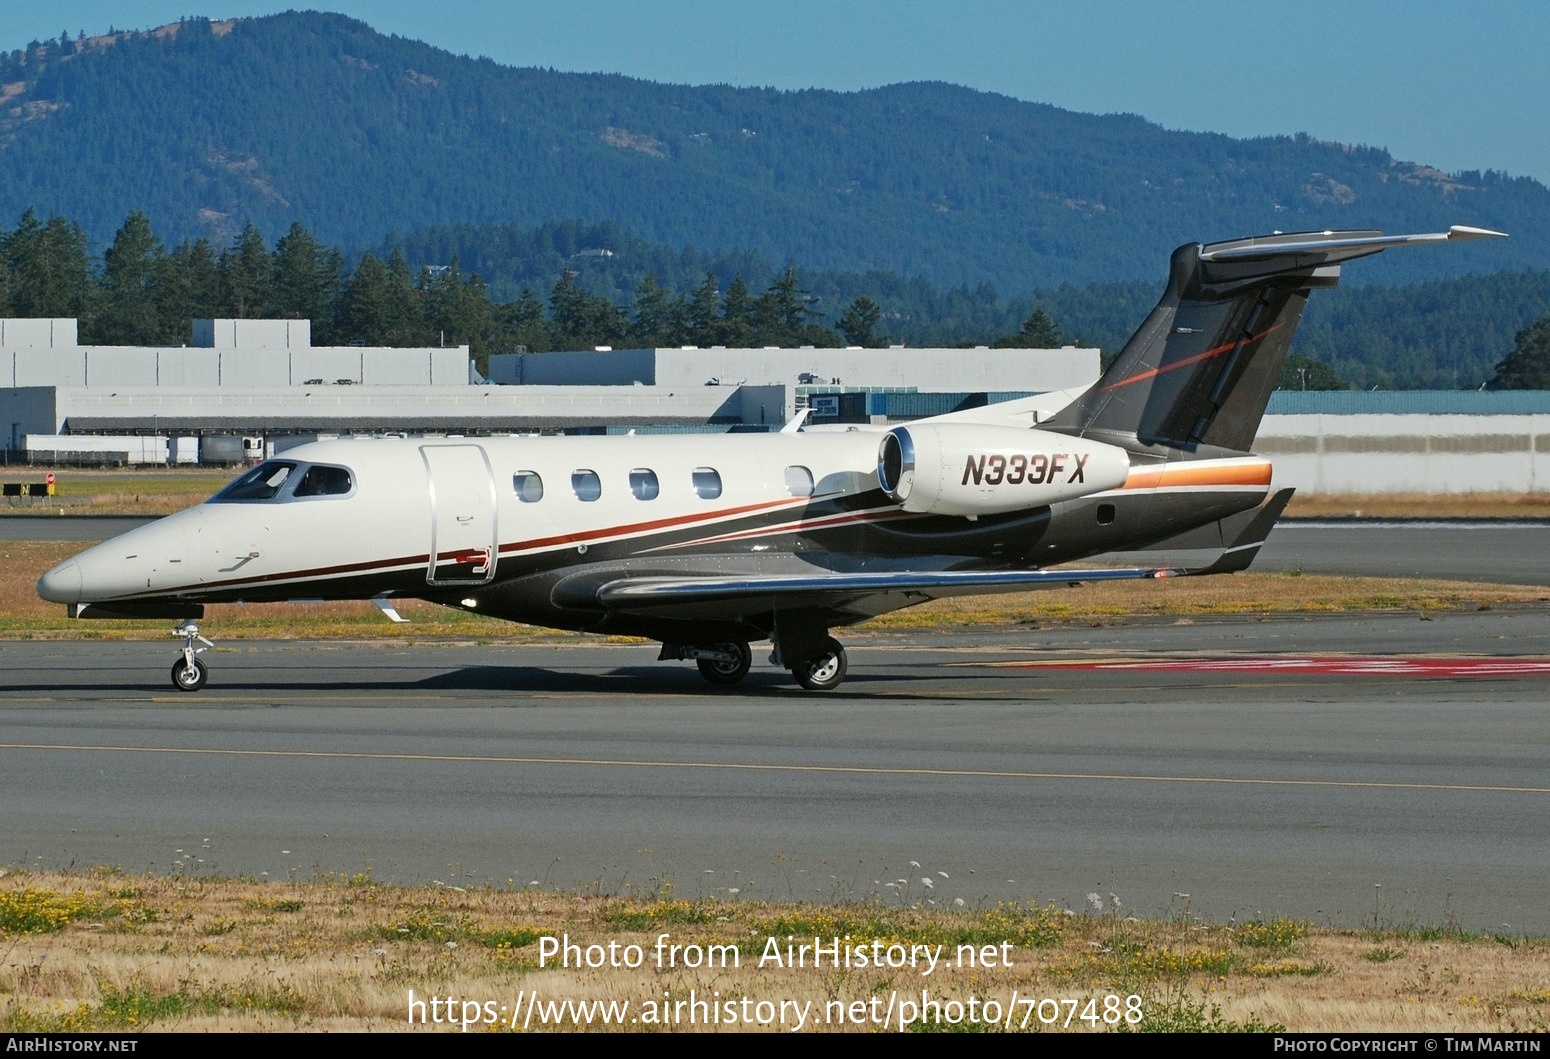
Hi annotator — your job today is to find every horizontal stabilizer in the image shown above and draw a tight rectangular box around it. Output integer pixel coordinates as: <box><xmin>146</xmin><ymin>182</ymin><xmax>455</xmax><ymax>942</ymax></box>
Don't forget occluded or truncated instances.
<box><xmin>1199</xmin><ymin>226</ymin><xmax>1505</xmax><ymax>263</ymax></box>
<box><xmin>1135</xmin><ymin>485</ymin><xmax>1295</xmax><ymax>553</ymax></box>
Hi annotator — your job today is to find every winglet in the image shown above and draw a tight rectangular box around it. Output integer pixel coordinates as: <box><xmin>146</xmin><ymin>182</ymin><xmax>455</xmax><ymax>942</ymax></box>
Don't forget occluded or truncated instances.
<box><xmin>1191</xmin><ymin>487</ymin><xmax>1295</xmax><ymax>575</ymax></box>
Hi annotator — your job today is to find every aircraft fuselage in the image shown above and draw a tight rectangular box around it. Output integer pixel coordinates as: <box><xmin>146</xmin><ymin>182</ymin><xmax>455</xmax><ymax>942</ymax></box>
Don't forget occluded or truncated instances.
<box><xmin>38</xmin><ymin>432</ymin><xmax>1269</xmax><ymax>645</ymax></box>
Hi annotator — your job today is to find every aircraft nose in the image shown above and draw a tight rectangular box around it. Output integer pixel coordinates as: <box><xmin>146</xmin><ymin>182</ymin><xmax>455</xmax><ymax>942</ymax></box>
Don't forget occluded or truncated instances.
<box><xmin>37</xmin><ymin>559</ymin><xmax>82</xmax><ymax>604</ymax></box>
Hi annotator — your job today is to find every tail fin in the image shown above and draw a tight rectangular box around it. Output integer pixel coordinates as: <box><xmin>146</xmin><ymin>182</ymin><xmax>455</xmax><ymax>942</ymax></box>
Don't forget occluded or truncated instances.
<box><xmin>1044</xmin><ymin>226</ymin><xmax>1504</xmax><ymax>454</ymax></box>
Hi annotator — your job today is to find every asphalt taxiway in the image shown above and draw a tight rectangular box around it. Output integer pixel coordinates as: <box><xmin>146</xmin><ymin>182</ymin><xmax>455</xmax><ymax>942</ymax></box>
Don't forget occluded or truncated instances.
<box><xmin>4</xmin><ymin>609</ymin><xmax>1549</xmax><ymax>931</ymax></box>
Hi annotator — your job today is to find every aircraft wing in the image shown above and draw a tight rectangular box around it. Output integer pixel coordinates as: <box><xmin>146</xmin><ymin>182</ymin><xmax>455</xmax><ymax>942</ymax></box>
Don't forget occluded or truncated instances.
<box><xmin>595</xmin><ymin>564</ymin><xmax>1183</xmax><ymax>610</ymax></box>
<box><xmin>586</xmin><ymin>488</ymin><xmax>1294</xmax><ymax>620</ymax></box>
<box><xmin>583</xmin><ymin>564</ymin><xmax>1185</xmax><ymax>628</ymax></box>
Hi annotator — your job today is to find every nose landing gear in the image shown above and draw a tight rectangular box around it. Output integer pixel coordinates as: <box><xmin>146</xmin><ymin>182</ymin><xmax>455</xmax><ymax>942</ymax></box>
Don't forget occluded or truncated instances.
<box><xmin>171</xmin><ymin>621</ymin><xmax>214</xmax><ymax>692</ymax></box>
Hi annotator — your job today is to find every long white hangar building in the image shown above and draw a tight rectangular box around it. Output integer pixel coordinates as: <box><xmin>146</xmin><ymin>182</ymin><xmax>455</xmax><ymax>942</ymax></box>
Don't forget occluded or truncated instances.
<box><xmin>0</xmin><ymin>318</ymin><xmax>1099</xmax><ymax>462</ymax></box>
<box><xmin>8</xmin><ymin>317</ymin><xmax>1548</xmax><ymax>497</ymax></box>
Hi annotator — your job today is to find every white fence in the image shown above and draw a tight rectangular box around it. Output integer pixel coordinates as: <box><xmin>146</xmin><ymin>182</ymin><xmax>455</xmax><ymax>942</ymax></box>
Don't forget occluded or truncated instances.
<box><xmin>1257</xmin><ymin>414</ymin><xmax>1550</xmax><ymax>494</ymax></box>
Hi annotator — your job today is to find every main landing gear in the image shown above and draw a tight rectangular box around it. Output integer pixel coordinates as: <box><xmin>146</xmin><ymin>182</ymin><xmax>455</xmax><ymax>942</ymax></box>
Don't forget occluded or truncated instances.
<box><xmin>662</xmin><ymin>636</ymin><xmax>849</xmax><ymax>691</ymax></box>
<box><xmin>695</xmin><ymin>642</ymin><xmax>753</xmax><ymax>685</ymax></box>
<box><xmin>659</xmin><ymin>642</ymin><xmax>753</xmax><ymax>685</ymax></box>
<box><xmin>171</xmin><ymin>620</ymin><xmax>214</xmax><ymax>692</ymax></box>
<box><xmin>787</xmin><ymin>636</ymin><xmax>847</xmax><ymax>692</ymax></box>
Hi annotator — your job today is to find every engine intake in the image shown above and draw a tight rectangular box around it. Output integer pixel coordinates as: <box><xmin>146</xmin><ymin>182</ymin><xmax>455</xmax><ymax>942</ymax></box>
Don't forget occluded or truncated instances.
<box><xmin>877</xmin><ymin>424</ymin><xmax>1129</xmax><ymax>516</ymax></box>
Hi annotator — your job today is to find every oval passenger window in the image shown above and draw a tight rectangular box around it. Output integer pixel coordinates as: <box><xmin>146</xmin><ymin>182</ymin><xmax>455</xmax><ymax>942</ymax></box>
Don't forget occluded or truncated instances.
<box><xmin>572</xmin><ymin>470</ymin><xmax>602</xmax><ymax>502</ymax></box>
<box><xmin>513</xmin><ymin>471</ymin><xmax>544</xmax><ymax>503</ymax></box>
<box><xmin>692</xmin><ymin>467</ymin><xmax>721</xmax><ymax>500</ymax></box>
<box><xmin>630</xmin><ymin>468</ymin><xmax>660</xmax><ymax>500</ymax></box>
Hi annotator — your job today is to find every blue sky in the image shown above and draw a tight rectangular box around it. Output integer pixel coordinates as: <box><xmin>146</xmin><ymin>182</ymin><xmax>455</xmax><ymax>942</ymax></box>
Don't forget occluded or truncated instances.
<box><xmin>14</xmin><ymin>1</ymin><xmax>1547</xmax><ymax>184</ymax></box>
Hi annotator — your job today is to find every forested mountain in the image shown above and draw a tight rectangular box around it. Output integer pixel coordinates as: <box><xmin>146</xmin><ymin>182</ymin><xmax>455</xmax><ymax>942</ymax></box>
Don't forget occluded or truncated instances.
<box><xmin>0</xmin><ymin>11</ymin><xmax>1545</xmax><ymax>293</ymax></box>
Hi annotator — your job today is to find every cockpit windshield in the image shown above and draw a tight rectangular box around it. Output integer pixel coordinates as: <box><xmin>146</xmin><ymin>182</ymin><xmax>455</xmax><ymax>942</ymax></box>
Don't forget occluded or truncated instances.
<box><xmin>209</xmin><ymin>461</ymin><xmax>354</xmax><ymax>503</ymax></box>
<box><xmin>212</xmin><ymin>461</ymin><xmax>297</xmax><ymax>501</ymax></box>
<box><xmin>294</xmin><ymin>464</ymin><xmax>353</xmax><ymax>497</ymax></box>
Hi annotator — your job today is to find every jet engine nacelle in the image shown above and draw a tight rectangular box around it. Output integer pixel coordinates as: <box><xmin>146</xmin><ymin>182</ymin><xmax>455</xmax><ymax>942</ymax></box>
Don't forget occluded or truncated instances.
<box><xmin>877</xmin><ymin>424</ymin><xmax>1130</xmax><ymax>516</ymax></box>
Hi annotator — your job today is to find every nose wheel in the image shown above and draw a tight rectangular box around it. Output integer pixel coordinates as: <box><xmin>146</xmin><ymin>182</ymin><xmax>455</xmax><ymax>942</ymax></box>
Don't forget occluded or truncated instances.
<box><xmin>172</xmin><ymin>656</ymin><xmax>208</xmax><ymax>691</ymax></box>
<box><xmin>171</xmin><ymin>621</ymin><xmax>214</xmax><ymax>692</ymax></box>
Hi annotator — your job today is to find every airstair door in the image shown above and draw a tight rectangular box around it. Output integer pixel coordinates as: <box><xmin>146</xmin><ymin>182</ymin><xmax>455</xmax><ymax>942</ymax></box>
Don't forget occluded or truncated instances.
<box><xmin>422</xmin><ymin>444</ymin><xmax>498</xmax><ymax>586</ymax></box>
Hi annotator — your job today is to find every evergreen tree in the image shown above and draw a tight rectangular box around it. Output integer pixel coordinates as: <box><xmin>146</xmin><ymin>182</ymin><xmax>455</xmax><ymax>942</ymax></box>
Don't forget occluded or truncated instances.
<box><xmin>383</xmin><ymin>249</ymin><xmax>428</xmax><ymax>345</ymax></box>
<box><xmin>753</xmin><ymin>268</ymin><xmax>811</xmax><ymax>346</ymax></box>
<box><xmin>548</xmin><ymin>271</ymin><xmax>625</xmax><ymax>350</ymax></box>
<box><xmin>157</xmin><ymin>238</ymin><xmax>222</xmax><ymax>339</ymax></box>
<box><xmin>721</xmin><ymin>276</ymin><xmax>755</xmax><ymax>347</ymax></box>
<box><xmin>993</xmin><ymin>306</ymin><xmax>1062</xmax><ymax>348</ymax></box>
<box><xmin>837</xmin><ymin>295</ymin><xmax>883</xmax><ymax>347</ymax></box>
<box><xmin>493</xmin><ymin>287</ymin><xmax>549</xmax><ymax>354</ymax></box>
<box><xmin>219</xmin><ymin>222</ymin><xmax>270</xmax><ymax>318</ymax></box>
<box><xmin>91</xmin><ymin>211</ymin><xmax>166</xmax><ymax>344</ymax></box>
<box><xmin>338</xmin><ymin>253</ymin><xmax>396</xmax><ymax>344</ymax></box>
<box><xmin>1489</xmin><ymin>317</ymin><xmax>1550</xmax><ymax>389</ymax></box>
<box><xmin>270</xmin><ymin>221</ymin><xmax>338</xmax><ymax>335</ymax></box>
<box><xmin>547</xmin><ymin>271</ymin><xmax>588</xmax><ymax>348</ymax></box>
<box><xmin>450</xmin><ymin>269</ymin><xmax>493</xmax><ymax>363</ymax></box>
<box><xmin>3</xmin><ymin>209</ymin><xmax>90</xmax><ymax>318</ymax></box>
<box><xmin>685</xmin><ymin>271</ymin><xmax>721</xmax><ymax>346</ymax></box>
<box><xmin>629</xmin><ymin>274</ymin><xmax>684</xmax><ymax>348</ymax></box>
<box><xmin>421</xmin><ymin>256</ymin><xmax>493</xmax><ymax>359</ymax></box>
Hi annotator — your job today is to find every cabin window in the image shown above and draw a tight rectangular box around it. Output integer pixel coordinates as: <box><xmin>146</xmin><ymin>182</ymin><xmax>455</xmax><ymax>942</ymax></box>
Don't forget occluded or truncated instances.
<box><xmin>630</xmin><ymin>468</ymin><xmax>660</xmax><ymax>500</ymax></box>
<box><xmin>572</xmin><ymin>469</ymin><xmax>602</xmax><ymax>502</ymax></box>
<box><xmin>513</xmin><ymin>471</ymin><xmax>544</xmax><ymax>503</ymax></box>
<box><xmin>692</xmin><ymin>467</ymin><xmax>722</xmax><ymax>500</ymax></box>
<box><xmin>293</xmin><ymin>464</ymin><xmax>353</xmax><ymax>498</ymax></box>
<box><xmin>211</xmin><ymin>461</ymin><xmax>297</xmax><ymax>502</ymax></box>
<box><xmin>784</xmin><ymin>465</ymin><xmax>814</xmax><ymax>497</ymax></box>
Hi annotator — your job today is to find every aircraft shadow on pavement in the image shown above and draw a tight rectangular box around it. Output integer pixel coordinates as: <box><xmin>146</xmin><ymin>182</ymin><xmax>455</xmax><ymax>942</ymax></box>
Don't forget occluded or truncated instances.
<box><xmin>9</xmin><ymin>662</ymin><xmax>1014</xmax><ymax>699</ymax></box>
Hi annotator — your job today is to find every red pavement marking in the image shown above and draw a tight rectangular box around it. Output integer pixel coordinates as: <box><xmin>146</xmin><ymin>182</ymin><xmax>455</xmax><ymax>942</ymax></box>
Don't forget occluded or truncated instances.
<box><xmin>994</xmin><ymin>658</ymin><xmax>1550</xmax><ymax>678</ymax></box>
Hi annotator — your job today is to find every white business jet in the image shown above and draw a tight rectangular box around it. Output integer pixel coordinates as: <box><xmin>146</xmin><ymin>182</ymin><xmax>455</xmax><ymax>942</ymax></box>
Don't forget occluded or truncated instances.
<box><xmin>38</xmin><ymin>226</ymin><xmax>1503</xmax><ymax>691</ymax></box>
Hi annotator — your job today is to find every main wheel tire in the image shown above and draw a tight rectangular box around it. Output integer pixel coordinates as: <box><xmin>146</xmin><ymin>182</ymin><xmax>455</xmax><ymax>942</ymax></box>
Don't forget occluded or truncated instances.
<box><xmin>171</xmin><ymin>657</ymin><xmax>208</xmax><ymax>692</ymax></box>
<box><xmin>790</xmin><ymin>637</ymin><xmax>847</xmax><ymax>691</ymax></box>
<box><xmin>697</xmin><ymin>642</ymin><xmax>752</xmax><ymax>685</ymax></box>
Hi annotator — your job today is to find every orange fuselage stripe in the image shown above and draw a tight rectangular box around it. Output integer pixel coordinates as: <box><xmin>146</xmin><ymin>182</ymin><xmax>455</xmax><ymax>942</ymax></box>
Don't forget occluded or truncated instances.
<box><xmin>1119</xmin><ymin>461</ymin><xmax>1272</xmax><ymax>491</ymax></box>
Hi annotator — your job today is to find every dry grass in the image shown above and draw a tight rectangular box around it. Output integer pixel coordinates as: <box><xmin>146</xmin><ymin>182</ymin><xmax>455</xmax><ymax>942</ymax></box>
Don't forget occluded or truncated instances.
<box><xmin>1</xmin><ymin>870</ymin><xmax>1547</xmax><ymax>1032</ymax></box>
<box><xmin>0</xmin><ymin>468</ymin><xmax>231</xmax><ymax>516</ymax></box>
<box><xmin>6</xmin><ymin>540</ymin><xmax>1548</xmax><ymax>641</ymax></box>
<box><xmin>1284</xmin><ymin>491</ymin><xmax>1550</xmax><ymax>519</ymax></box>
<box><xmin>874</xmin><ymin>572</ymin><xmax>1550</xmax><ymax>628</ymax></box>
